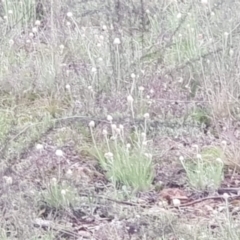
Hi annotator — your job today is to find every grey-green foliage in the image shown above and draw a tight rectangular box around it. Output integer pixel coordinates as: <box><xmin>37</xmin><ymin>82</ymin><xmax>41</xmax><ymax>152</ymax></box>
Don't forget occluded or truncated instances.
<box><xmin>0</xmin><ymin>111</ymin><xmax>12</xmax><ymax>144</ymax></box>
<box><xmin>2</xmin><ymin>0</ymin><xmax>36</xmax><ymax>29</ymax></box>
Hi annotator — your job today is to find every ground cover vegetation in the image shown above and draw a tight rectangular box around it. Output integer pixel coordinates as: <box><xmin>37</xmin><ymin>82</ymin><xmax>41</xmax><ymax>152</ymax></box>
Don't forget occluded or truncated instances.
<box><xmin>0</xmin><ymin>0</ymin><xmax>240</xmax><ymax>239</ymax></box>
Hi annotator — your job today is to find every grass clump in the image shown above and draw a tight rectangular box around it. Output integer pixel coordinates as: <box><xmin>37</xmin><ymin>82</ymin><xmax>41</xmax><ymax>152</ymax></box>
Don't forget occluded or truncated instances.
<box><xmin>88</xmin><ymin>116</ymin><xmax>154</xmax><ymax>192</ymax></box>
<box><xmin>41</xmin><ymin>178</ymin><xmax>77</xmax><ymax>209</ymax></box>
<box><xmin>0</xmin><ymin>229</ymin><xmax>8</xmax><ymax>240</ymax></box>
<box><xmin>180</xmin><ymin>146</ymin><xmax>224</xmax><ymax>191</ymax></box>
<box><xmin>2</xmin><ymin>0</ymin><xmax>37</xmax><ymax>29</ymax></box>
<box><xmin>0</xmin><ymin>111</ymin><xmax>12</xmax><ymax>144</ymax></box>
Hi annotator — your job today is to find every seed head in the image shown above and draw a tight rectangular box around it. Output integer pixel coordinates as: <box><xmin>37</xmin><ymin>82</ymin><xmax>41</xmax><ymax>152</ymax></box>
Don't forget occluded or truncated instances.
<box><xmin>32</xmin><ymin>27</ymin><xmax>38</xmax><ymax>33</ymax></box>
<box><xmin>216</xmin><ymin>158</ymin><xmax>223</xmax><ymax>163</ymax></box>
<box><xmin>119</xmin><ymin>124</ymin><xmax>124</xmax><ymax>130</ymax></box>
<box><xmin>144</xmin><ymin>153</ymin><xmax>152</xmax><ymax>159</ymax></box>
<box><xmin>35</xmin><ymin>20</ymin><xmax>41</xmax><ymax>26</ymax></box>
<box><xmin>102</xmin><ymin>129</ymin><xmax>108</xmax><ymax>136</ymax></box>
<box><xmin>104</xmin><ymin>152</ymin><xmax>113</xmax><ymax>159</ymax></box>
<box><xmin>172</xmin><ymin>198</ymin><xmax>181</xmax><ymax>206</ymax></box>
<box><xmin>9</xmin><ymin>39</ymin><xmax>14</xmax><ymax>46</ymax></box>
<box><xmin>36</xmin><ymin>144</ymin><xmax>43</xmax><ymax>150</ymax></box>
<box><xmin>67</xmin><ymin>12</ymin><xmax>73</xmax><ymax>17</ymax></box>
<box><xmin>89</xmin><ymin>121</ymin><xmax>95</xmax><ymax>128</ymax></box>
<box><xmin>55</xmin><ymin>149</ymin><xmax>64</xmax><ymax>157</ymax></box>
<box><xmin>179</xmin><ymin>156</ymin><xmax>184</xmax><ymax>161</ymax></box>
<box><xmin>65</xmin><ymin>84</ymin><xmax>70</xmax><ymax>90</ymax></box>
<box><xmin>107</xmin><ymin>115</ymin><xmax>113</xmax><ymax>122</ymax></box>
<box><xmin>144</xmin><ymin>113</ymin><xmax>150</xmax><ymax>119</ymax></box>
<box><xmin>141</xmin><ymin>132</ymin><xmax>146</xmax><ymax>138</ymax></box>
<box><xmin>196</xmin><ymin>154</ymin><xmax>202</xmax><ymax>159</ymax></box>
<box><xmin>177</xmin><ymin>13</ymin><xmax>182</xmax><ymax>19</ymax></box>
<box><xmin>61</xmin><ymin>189</ymin><xmax>66</xmax><ymax>196</ymax></box>
<box><xmin>150</xmin><ymin>89</ymin><xmax>154</xmax><ymax>94</ymax></box>
<box><xmin>131</xmin><ymin>73</ymin><xmax>136</xmax><ymax>78</ymax></box>
<box><xmin>91</xmin><ymin>67</ymin><xmax>97</xmax><ymax>73</ymax></box>
<box><xmin>201</xmin><ymin>0</ymin><xmax>208</xmax><ymax>4</ymax></box>
<box><xmin>111</xmin><ymin>124</ymin><xmax>117</xmax><ymax>130</ymax></box>
<box><xmin>51</xmin><ymin>178</ymin><xmax>57</xmax><ymax>185</ymax></box>
<box><xmin>221</xmin><ymin>140</ymin><xmax>227</xmax><ymax>146</ymax></box>
<box><xmin>59</xmin><ymin>44</ymin><xmax>65</xmax><ymax>50</ymax></box>
<box><xmin>224</xmin><ymin>32</ymin><xmax>229</xmax><ymax>37</ymax></box>
<box><xmin>113</xmin><ymin>38</ymin><xmax>121</xmax><ymax>45</ymax></box>
<box><xmin>127</xmin><ymin>95</ymin><xmax>134</xmax><ymax>103</ymax></box>
<box><xmin>116</xmin><ymin>128</ymin><xmax>121</xmax><ymax>134</ymax></box>
<box><xmin>139</xmin><ymin>86</ymin><xmax>144</xmax><ymax>92</ymax></box>
<box><xmin>126</xmin><ymin>143</ymin><xmax>131</xmax><ymax>149</ymax></box>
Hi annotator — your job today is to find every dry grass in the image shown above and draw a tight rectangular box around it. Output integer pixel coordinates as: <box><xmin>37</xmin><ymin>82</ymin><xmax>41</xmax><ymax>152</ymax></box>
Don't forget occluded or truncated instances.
<box><xmin>1</xmin><ymin>0</ymin><xmax>240</xmax><ymax>239</ymax></box>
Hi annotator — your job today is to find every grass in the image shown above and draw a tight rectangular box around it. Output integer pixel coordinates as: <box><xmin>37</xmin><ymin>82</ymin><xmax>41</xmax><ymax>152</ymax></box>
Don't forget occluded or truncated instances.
<box><xmin>181</xmin><ymin>152</ymin><xmax>224</xmax><ymax>191</ymax></box>
<box><xmin>1</xmin><ymin>0</ymin><xmax>240</xmax><ymax>239</ymax></box>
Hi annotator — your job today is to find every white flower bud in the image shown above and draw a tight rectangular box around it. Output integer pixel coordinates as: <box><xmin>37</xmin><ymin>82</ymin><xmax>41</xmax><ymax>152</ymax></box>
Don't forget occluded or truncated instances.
<box><xmin>196</xmin><ymin>154</ymin><xmax>202</xmax><ymax>159</ymax></box>
<box><xmin>139</xmin><ymin>86</ymin><xmax>144</xmax><ymax>91</ymax></box>
<box><xmin>107</xmin><ymin>115</ymin><xmax>113</xmax><ymax>122</ymax></box>
<box><xmin>61</xmin><ymin>189</ymin><xmax>66</xmax><ymax>195</ymax></box>
<box><xmin>102</xmin><ymin>129</ymin><xmax>108</xmax><ymax>136</ymax></box>
<box><xmin>35</xmin><ymin>20</ymin><xmax>41</xmax><ymax>26</ymax></box>
<box><xmin>127</xmin><ymin>95</ymin><xmax>134</xmax><ymax>103</ymax></box>
<box><xmin>177</xmin><ymin>13</ymin><xmax>182</xmax><ymax>19</ymax></box>
<box><xmin>65</xmin><ymin>84</ymin><xmax>70</xmax><ymax>90</ymax></box>
<box><xmin>36</xmin><ymin>144</ymin><xmax>43</xmax><ymax>150</ymax></box>
<box><xmin>32</xmin><ymin>27</ymin><xmax>38</xmax><ymax>33</ymax></box>
<box><xmin>9</xmin><ymin>39</ymin><xmax>14</xmax><ymax>46</ymax></box>
<box><xmin>172</xmin><ymin>198</ymin><xmax>181</xmax><ymax>206</ymax></box>
<box><xmin>67</xmin><ymin>12</ymin><xmax>73</xmax><ymax>17</ymax></box>
<box><xmin>201</xmin><ymin>0</ymin><xmax>208</xmax><ymax>4</ymax></box>
<box><xmin>144</xmin><ymin>113</ymin><xmax>150</xmax><ymax>119</ymax></box>
<box><xmin>144</xmin><ymin>153</ymin><xmax>152</xmax><ymax>159</ymax></box>
<box><xmin>104</xmin><ymin>152</ymin><xmax>113</xmax><ymax>159</ymax></box>
<box><xmin>111</xmin><ymin>124</ymin><xmax>117</xmax><ymax>130</ymax></box>
<box><xmin>131</xmin><ymin>73</ymin><xmax>136</xmax><ymax>78</ymax></box>
<box><xmin>59</xmin><ymin>44</ymin><xmax>65</xmax><ymax>50</ymax></box>
<box><xmin>91</xmin><ymin>67</ymin><xmax>97</xmax><ymax>73</ymax></box>
<box><xmin>29</xmin><ymin>32</ymin><xmax>34</xmax><ymax>38</ymax></box>
<box><xmin>89</xmin><ymin>121</ymin><xmax>95</xmax><ymax>128</ymax></box>
<box><xmin>126</xmin><ymin>143</ymin><xmax>131</xmax><ymax>149</ymax></box>
<box><xmin>113</xmin><ymin>38</ymin><xmax>121</xmax><ymax>45</ymax></box>
<box><xmin>55</xmin><ymin>149</ymin><xmax>64</xmax><ymax>157</ymax></box>
<box><xmin>179</xmin><ymin>156</ymin><xmax>184</xmax><ymax>161</ymax></box>
<box><xmin>119</xmin><ymin>124</ymin><xmax>124</xmax><ymax>130</ymax></box>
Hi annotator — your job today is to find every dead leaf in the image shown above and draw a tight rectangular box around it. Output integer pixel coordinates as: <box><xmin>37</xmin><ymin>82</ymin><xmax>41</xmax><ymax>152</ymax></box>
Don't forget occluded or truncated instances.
<box><xmin>159</xmin><ymin>188</ymin><xmax>188</xmax><ymax>204</ymax></box>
